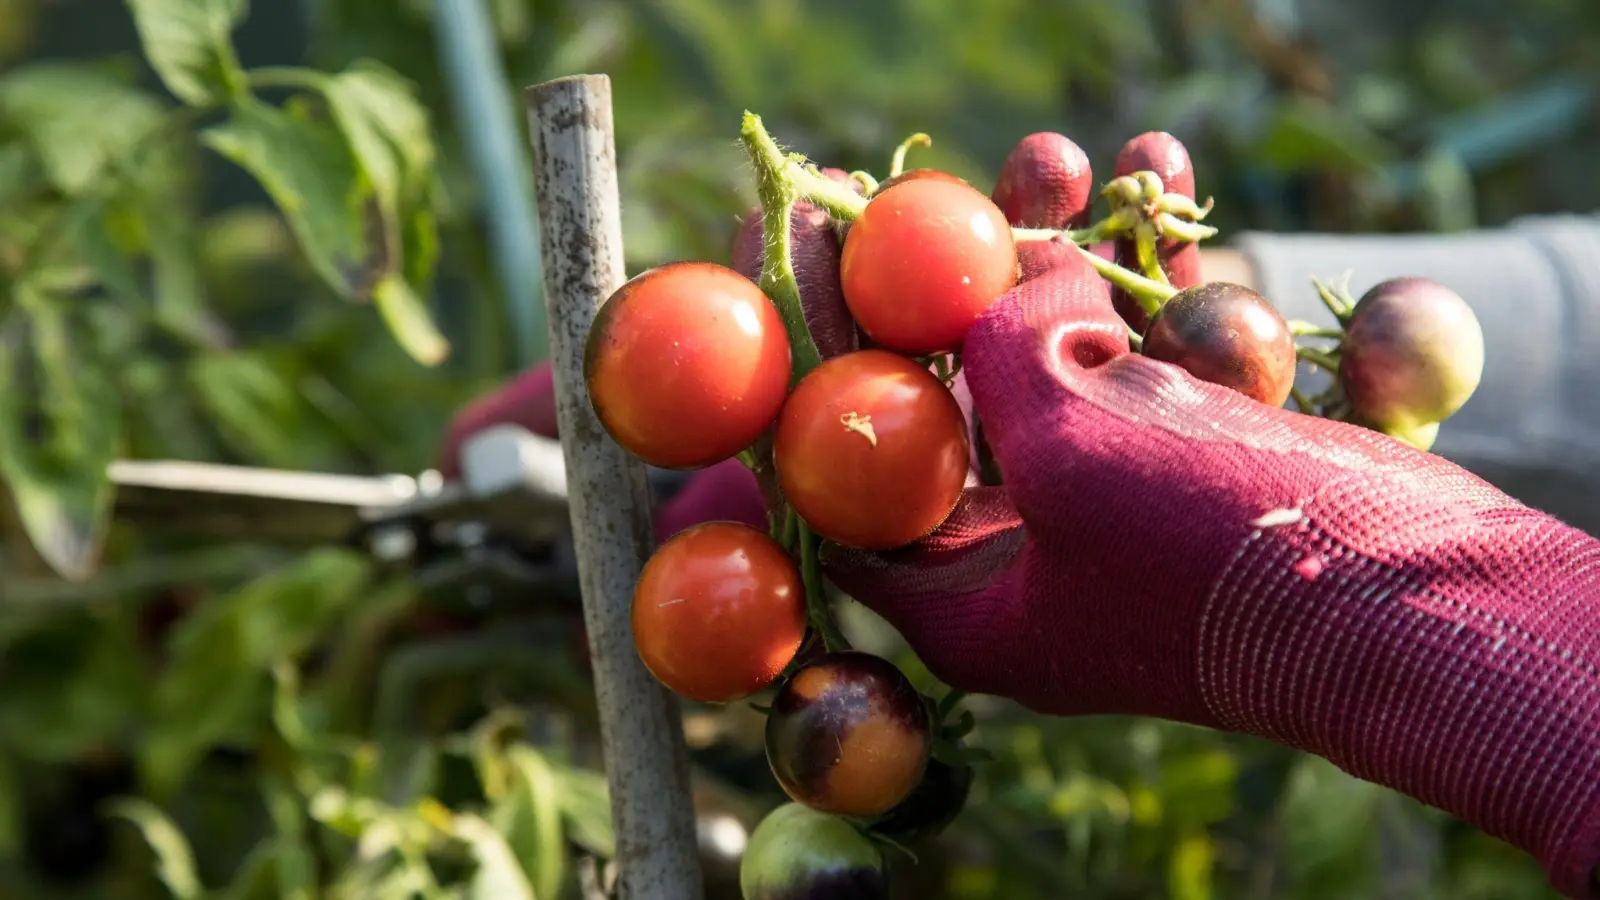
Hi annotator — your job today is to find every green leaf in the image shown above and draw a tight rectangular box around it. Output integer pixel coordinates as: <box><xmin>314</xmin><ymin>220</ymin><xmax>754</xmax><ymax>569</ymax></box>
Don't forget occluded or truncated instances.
<box><xmin>201</xmin><ymin>97</ymin><xmax>385</xmax><ymax>300</ymax></box>
<box><xmin>1257</xmin><ymin>96</ymin><xmax>1395</xmax><ymax>174</ymax></box>
<box><xmin>455</xmin><ymin>812</ymin><xmax>538</xmax><ymax>900</ymax></box>
<box><xmin>0</xmin><ymin>288</ymin><xmax>121</xmax><ymax>581</ymax></box>
<box><xmin>373</xmin><ymin>273</ymin><xmax>449</xmax><ymax>366</ymax></box>
<box><xmin>322</xmin><ymin>60</ymin><xmax>435</xmax><ymax>209</ymax></box>
<box><xmin>142</xmin><ymin>548</ymin><xmax>369</xmax><ymax>795</ymax></box>
<box><xmin>0</xmin><ymin>63</ymin><xmax>167</xmax><ymax>194</ymax></box>
<box><xmin>125</xmin><ymin>0</ymin><xmax>247</xmax><ymax>106</ymax></box>
<box><xmin>107</xmin><ymin>798</ymin><xmax>204</xmax><ymax>900</ymax></box>
<box><xmin>556</xmin><ymin>765</ymin><xmax>615</xmax><ymax>859</ymax></box>
<box><xmin>0</xmin><ymin>612</ymin><xmax>145</xmax><ymax>761</ymax></box>
<box><xmin>186</xmin><ymin>349</ymin><xmax>343</xmax><ymax>469</ymax></box>
<box><xmin>0</xmin><ymin>752</ymin><xmax>16</xmax><ymax>856</ymax></box>
<box><xmin>1167</xmin><ymin>831</ymin><xmax>1215</xmax><ymax>900</ymax></box>
<box><xmin>493</xmin><ymin>745</ymin><xmax>569</xmax><ymax>899</ymax></box>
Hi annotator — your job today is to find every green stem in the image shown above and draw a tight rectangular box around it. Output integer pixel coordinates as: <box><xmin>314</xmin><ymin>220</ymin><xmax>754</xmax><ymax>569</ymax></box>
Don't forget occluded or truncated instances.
<box><xmin>1289</xmin><ymin>386</ymin><xmax>1316</xmax><ymax>415</ymax></box>
<box><xmin>1134</xmin><ymin>224</ymin><xmax>1170</xmax><ymax>286</ymax></box>
<box><xmin>1288</xmin><ymin>320</ymin><xmax>1345</xmax><ymax>340</ymax></box>
<box><xmin>1076</xmin><ymin>245</ymin><xmax>1176</xmax><ymax>318</ymax></box>
<box><xmin>797</xmin><ymin>520</ymin><xmax>849</xmax><ymax>653</ymax></box>
<box><xmin>1297</xmin><ymin>346</ymin><xmax>1342</xmax><ymax>373</ymax></box>
<box><xmin>781</xmin><ymin>505</ymin><xmax>798</xmax><ymax>551</ymax></box>
<box><xmin>848</xmin><ymin>170</ymin><xmax>879</xmax><ymax>195</ymax></box>
<box><xmin>740</xmin><ymin>113</ymin><xmax>826</xmax><ymax>380</ymax></box>
<box><xmin>889</xmin><ymin>133</ymin><xmax>931</xmax><ymax>178</ymax></box>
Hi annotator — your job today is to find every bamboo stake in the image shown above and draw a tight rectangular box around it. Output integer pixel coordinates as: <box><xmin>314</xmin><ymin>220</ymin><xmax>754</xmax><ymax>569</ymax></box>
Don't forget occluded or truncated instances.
<box><xmin>523</xmin><ymin>74</ymin><xmax>703</xmax><ymax>899</ymax></box>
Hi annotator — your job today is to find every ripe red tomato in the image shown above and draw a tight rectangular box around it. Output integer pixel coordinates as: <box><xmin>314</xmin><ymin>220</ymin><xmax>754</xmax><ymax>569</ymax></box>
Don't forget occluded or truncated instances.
<box><xmin>585</xmin><ymin>262</ymin><xmax>792</xmax><ymax>470</ymax></box>
<box><xmin>840</xmin><ymin>179</ymin><xmax>1019</xmax><ymax>356</ymax></box>
<box><xmin>774</xmin><ymin>350</ymin><xmax>969</xmax><ymax>550</ymax></box>
<box><xmin>632</xmin><ymin>522</ymin><xmax>807</xmax><ymax>704</ymax></box>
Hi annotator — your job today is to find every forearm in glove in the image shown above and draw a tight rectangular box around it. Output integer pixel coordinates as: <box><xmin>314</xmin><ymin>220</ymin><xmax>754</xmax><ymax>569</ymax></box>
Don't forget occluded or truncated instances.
<box><xmin>820</xmin><ymin>250</ymin><xmax>1600</xmax><ymax>898</ymax></box>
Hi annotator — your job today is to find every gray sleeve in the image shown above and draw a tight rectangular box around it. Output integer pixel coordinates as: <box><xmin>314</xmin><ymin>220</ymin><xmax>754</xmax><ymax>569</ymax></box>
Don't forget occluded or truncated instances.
<box><xmin>1231</xmin><ymin>215</ymin><xmax>1600</xmax><ymax>533</ymax></box>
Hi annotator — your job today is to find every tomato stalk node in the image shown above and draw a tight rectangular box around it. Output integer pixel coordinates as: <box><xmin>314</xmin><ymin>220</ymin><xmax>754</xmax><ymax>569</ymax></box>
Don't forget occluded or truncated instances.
<box><xmin>1133</xmin><ymin>223</ymin><xmax>1171</xmax><ymax>286</ymax></box>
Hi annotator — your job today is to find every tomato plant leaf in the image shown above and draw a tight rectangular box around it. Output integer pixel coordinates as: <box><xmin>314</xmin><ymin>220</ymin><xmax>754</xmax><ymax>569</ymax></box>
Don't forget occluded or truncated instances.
<box><xmin>0</xmin><ymin>62</ymin><xmax>167</xmax><ymax>195</ymax></box>
<box><xmin>186</xmin><ymin>349</ymin><xmax>345</xmax><ymax>469</ymax></box>
<box><xmin>455</xmin><ymin>812</ymin><xmax>538</xmax><ymax>900</ymax></box>
<box><xmin>141</xmin><ymin>548</ymin><xmax>369</xmax><ymax>796</ymax></box>
<box><xmin>201</xmin><ymin>97</ymin><xmax>385</xmax><ymax>301</ymax></box>
<box><xmin>373</xmin><ymin>273</ymin><xmax>449</xmax><ymax>367</ymax></box>
<box><xmin>0</xmin><ymin>752</ymin><xmax>16</xmax><ymax>856</ymax></box>
<box><xmin>1257</xmin><ymin>96</ymin><xmax>1395</xmax><ymax>174</ymax></box>
<box><xmin>0</xmin><ymin>288</ymin><xmax>121</xmax><ymax>581</ymax></box>
<box><xmin>0</xmin><ymin>611</ymin><xmax>145</xmax><ymax>761</ymax></box>
<box><xmin>494</xmin><ymin>744</ymin><xmax>569</xmax><ymax>899</ymax></box>
<box><xmin>321</xmin><ymin>60</ymin><xmax>435</xmax><ymax>210</ymax></box>
<box><xmin>554</xmin><ymin>764</ymin><xmax>615</xmax><ymax>859</ymax></box>
<box><xmin>106</xmin><ymin>798</ymin><xmax>204</xmax><ymax>900</ymax></box>
<box><xmin>125</xmin><ymin>0</ymin><xmax>248</xmax><ymax>107</ymax></box>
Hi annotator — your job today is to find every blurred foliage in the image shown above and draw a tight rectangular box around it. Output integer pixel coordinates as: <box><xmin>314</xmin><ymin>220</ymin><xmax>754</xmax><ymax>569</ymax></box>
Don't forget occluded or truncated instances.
<box><xmin>1</xmin><ymin>0</ymin><xmax>1596</xmax><ymax>897</ymax></box>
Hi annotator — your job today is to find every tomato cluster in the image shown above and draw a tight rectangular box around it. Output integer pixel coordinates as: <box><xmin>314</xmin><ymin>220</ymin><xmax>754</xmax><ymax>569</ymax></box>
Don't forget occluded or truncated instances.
<box><xmin>583</xmin><ymin>114</ymin><xmax>1484</xmax><ymax>900</ymax></box>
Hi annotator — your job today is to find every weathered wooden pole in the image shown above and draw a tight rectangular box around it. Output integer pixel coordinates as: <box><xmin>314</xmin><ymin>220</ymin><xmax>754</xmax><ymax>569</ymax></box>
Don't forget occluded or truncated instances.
<box><xmin>523</xmin><ymin>74</ymin><xmax>704</xmax><ymax>899</ymax></box>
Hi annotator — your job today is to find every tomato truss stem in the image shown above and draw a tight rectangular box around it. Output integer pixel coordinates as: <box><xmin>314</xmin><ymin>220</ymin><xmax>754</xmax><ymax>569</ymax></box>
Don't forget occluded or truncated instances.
<box><xmin>797</xmin><ymin>519</ymin><xmax>850</xmax><ymax>653</ymax></box>
<box><xmin>740</xmin><ymin>112</ymin><xmax>827</xmax><ymax>380</ymax></box>
<box><xmin>1296</xmin><ymin>346</ymin><xmax>1342</xmax><ymax>373</ymax></box>
<box><xmin>1074</xmin><ymin>244</ymin><xmax>1174</xmax><ymax>318</ymax></box>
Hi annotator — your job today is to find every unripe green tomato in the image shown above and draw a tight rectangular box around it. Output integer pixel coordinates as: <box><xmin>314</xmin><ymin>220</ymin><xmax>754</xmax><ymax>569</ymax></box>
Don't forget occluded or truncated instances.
<box><xmin>1383</xmin><ymin>419</ymin><xmax>1441</xmax><ymax>452</ymax></box>
<box><xmin>739</xmin><ymin>803</ymin><xmax>887</xmax><ymax>900</ymax></box>
<box><xmin>1339</xmin><ymin>277</ymin><xmax>1484</xmax><ymax>430</ymax></box>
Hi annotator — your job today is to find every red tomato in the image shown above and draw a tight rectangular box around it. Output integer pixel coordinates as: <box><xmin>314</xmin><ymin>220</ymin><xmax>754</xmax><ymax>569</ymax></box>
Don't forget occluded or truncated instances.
<box><xmin>840</xmin><ymin>179</ymin><xmax>1019</xmax><ymax>356</ymax></box>
<box><xmin>585</xmin><ymin>262</ymin><xmax>793</xmax><ymax>470</ymax></box>
<box><xmin>774</xmin><ymin>350</ymin><xmax>969</xmax><ymax>550</ymax></box>
<box><xmin>632</xmin><ymin>522</ymin><xmax>807</xmax><ymax>704</ymax></box>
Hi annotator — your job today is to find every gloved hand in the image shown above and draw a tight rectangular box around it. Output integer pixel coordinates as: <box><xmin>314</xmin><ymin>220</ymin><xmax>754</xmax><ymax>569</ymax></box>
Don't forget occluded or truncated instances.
<box><xmin>820</xmin><ymin>249</ymin><xmax>1600</xmax><ymax>899</ymax></box>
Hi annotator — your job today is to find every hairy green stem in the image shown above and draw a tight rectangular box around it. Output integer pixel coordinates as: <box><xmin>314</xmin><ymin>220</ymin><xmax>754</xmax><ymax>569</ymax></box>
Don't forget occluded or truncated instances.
<box><xmin>1076</xmin><ymin>245</ymin><xmax>1176</xmax><ymax>318</ymax></box>
<box><xmin>740</xmin><ymin>112</ymin><xmax>826</xmax><ymax>380</ymax></box>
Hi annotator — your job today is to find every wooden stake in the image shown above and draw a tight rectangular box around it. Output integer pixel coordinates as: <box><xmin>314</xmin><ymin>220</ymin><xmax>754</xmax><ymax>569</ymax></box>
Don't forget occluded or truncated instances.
<box><xmin>523</xmin><ymin>74</ymin><xmax>704</xmax><ymax>899</ymax></box>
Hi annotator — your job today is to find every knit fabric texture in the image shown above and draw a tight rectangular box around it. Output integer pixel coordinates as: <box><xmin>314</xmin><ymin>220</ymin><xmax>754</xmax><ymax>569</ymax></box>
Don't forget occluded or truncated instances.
<box><xmin>820</xmin><ymin>253</ymin><xmax>1600</xmax><ymax>898</ymax></box>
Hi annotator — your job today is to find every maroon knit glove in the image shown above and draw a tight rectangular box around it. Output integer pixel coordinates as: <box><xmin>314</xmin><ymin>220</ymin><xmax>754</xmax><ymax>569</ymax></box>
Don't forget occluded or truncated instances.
<box><xmin>822</xmin><ymin>250</ymin><xmax>1600</xmax><ymax>898</ymax></box>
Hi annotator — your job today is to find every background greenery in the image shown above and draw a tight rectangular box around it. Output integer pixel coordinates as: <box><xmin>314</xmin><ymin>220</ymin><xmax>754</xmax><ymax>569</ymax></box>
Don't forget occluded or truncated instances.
<box><xmin>1</xmin><ymin>0</ymin><xmax>1596</xmax><ymax>897</ymax></box>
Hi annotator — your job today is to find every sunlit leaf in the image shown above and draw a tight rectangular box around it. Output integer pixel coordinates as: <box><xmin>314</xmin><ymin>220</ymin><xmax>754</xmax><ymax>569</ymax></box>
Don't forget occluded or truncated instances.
<box><xmin>494</xmin><ymin>744</ymin><xmax>569</xmax><ymax>899</ymax></box>
<box><xmin>0</xmin><ymin>63</ymin><xmax>167</xmax><ymax>194</ymax></box>
<box><xmin>372</xmin><ymin>273</ymin><xmax>449</xmax><ymax>366</ymax></box>
<box><xmin>125</xmin><ymin>0</ymin><xmax>247</xmax><ymax>106</ymax></box>
<box><xmin>201</xmin><ymin>97</ymin><xmax>384</xmax><ymax>300</ymax></box>
<box><xmin>107</xmin><ymin>798</ymin><xmax>204</xmax><ymax>900</ymax></box>
<box><xmin>1168</xmin><ymin>831</ymin><xmax>1215</xmax><ymax>900</ymax></box>
<box><xmin>555</xmin><ymin>765</ymin><xmax>615</xmax><ymax>859</ymax></box>
<box><xmin>456</xmin><ymin>812</ymin><xmax>537</xmax><ymax>900</ymax></box>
